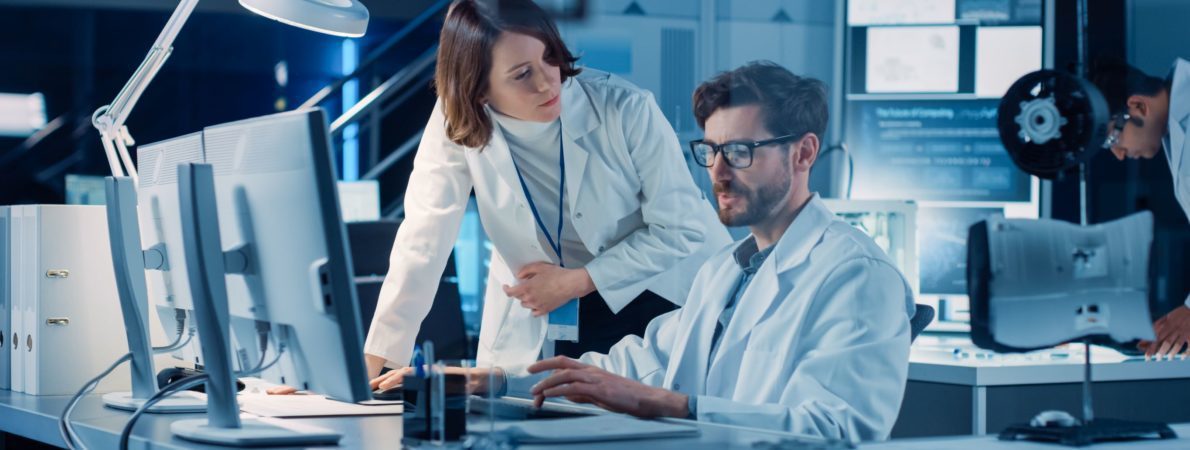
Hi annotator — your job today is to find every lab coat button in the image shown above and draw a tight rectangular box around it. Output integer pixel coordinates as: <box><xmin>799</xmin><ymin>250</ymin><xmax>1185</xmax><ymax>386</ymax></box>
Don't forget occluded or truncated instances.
<box><xmin>673</xmin><ymin>383</ymin><xmax>681</xmax><ymax>390</ymax></box>
<box><xmin>597</xmin><ymin>245</ymin><xmax>606</xmax><ymax>253</ymax></box>
<box><xmin>576</xmin><ymin>212</ymin><xmax>584</xmax><ymax>219</ymax></box>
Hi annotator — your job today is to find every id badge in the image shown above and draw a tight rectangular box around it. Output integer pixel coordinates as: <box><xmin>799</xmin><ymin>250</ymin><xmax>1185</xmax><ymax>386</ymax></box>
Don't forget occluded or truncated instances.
<box><xmin>547</xmin><ymin>299</ymin><xmax>579</xmax><ymax>341</ymax></box>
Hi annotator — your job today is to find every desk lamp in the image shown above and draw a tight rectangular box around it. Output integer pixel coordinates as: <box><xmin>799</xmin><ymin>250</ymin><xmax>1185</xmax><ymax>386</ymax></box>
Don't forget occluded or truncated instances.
<box><xmin>91</xmin><ymin>0</ymin><xmax>368</xmax><ymax>416</ymax></box>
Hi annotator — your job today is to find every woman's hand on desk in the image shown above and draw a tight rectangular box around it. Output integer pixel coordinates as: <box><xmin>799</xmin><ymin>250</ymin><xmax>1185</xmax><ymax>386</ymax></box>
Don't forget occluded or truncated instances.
<box><xmin>371</xmin><ymin>367</ymin><xmax>415</xmax><ymax>391</ymax></box>
<box><xmin>369</xmin><ymin>366</ymin><xmax>505</xmax><ymax>394</ymax></box>
<box><xmin>502</xmin><ymin>263</ymin><xmax>595</xmax><ymax>317</ymax></box>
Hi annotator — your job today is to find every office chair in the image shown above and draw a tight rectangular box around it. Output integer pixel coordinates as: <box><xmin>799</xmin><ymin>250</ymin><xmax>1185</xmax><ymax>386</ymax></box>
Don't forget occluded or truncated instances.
<box><xmin>347</xmin><ymin>220</ymin><xmax>470</xmax><ymax>360</ymax></box>
<box><xmin>910</xmin><ymin>303</ymin><xmax>935</xmax><ymax>343</ymax></box>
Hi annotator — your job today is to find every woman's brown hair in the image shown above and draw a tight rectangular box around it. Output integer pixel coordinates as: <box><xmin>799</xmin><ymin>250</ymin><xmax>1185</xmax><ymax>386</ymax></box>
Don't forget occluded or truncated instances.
<box><xmin>435</xmin><ymin>0</ymin><xmax>581</xmax><ymax>148</ymax></box>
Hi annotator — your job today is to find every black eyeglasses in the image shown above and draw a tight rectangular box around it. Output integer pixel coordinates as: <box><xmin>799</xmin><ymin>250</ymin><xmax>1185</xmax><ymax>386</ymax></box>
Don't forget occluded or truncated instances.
<box><xmin>689</xmin><ymin>134</ymin><xmax>800</xmax><ymax>169</ymax></box>
<box><xmin>1103</xmin><ymin>112</ymin><xmax>1131</xmax><ymax>149</ymax></box>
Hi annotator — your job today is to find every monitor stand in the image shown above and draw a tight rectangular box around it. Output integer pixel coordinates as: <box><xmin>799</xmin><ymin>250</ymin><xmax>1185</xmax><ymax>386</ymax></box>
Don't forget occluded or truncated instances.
<box><xmin>168</xmin><ymin>163</ymin><xmax>340</xmax><ymax>446</ymax></box>
<box><xmin>997</xmin><ymin>339</ymin><xmax>1177</xmax><ymax>446</ymax></box>
<box><xmin>102</xmin><ymin>177</ymin><xmax>206</xmax><ymax>414</ymax></box>
<box><xmin>1000</xmin><ymin>419</ymin><xmax>1177</xmax><ymax>447</ymax></box>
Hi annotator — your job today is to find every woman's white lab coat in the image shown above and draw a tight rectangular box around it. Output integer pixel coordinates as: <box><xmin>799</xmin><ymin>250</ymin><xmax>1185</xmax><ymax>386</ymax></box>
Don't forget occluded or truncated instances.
<box><xmin>364</xmin><ymin>69</ymin><xmax>732</xmax><ymax>368</ymax></box>
<box><xmin>573</xmin><ymin>196</ymin><xmax>915</xmax><ymax>442</ymax></box>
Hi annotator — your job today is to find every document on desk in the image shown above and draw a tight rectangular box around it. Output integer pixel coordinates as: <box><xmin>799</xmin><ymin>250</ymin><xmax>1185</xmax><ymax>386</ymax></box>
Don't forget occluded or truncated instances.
<box><xmin>491</xmin><ymin>415</ymin><xmax>699</xmax><ymax>444</ymax></box>
<box><xmin>237</xmin><ymin>394</ymin><xmax>403</xmax><ymax>417</ymax></box>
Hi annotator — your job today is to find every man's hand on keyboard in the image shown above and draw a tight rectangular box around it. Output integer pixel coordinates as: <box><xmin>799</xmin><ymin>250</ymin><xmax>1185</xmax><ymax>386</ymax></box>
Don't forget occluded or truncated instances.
<box><xmin>527</xmin><ymin>356</ymin><xmax>688</xmax><ymax>419</ymax></box>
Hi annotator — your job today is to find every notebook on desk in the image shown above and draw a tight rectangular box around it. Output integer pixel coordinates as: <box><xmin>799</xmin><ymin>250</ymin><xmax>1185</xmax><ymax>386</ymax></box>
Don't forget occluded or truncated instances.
<box><xmin>238</xmin><ymin>393</ymin><xmax>403</xmax><ymax>417</ymax></box>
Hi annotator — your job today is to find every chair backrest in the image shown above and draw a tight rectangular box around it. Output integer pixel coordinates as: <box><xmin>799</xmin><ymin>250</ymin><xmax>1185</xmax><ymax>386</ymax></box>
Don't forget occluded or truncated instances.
<box><xmin>910</xmin><ymin>303</ymin><xmax>935</xmax><ymax>343</ymax></box>
<box><xmin>347</xmin><ymin>220</ymin><xmax>470</xmax><ymax>360</ymax></box>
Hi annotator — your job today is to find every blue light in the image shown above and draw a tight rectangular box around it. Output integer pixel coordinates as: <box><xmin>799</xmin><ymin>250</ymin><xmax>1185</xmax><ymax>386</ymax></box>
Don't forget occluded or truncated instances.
<box><xmin>341</xmin><ymin>39</ymin><xmax>359</xmax><ymax>181</ymax></box>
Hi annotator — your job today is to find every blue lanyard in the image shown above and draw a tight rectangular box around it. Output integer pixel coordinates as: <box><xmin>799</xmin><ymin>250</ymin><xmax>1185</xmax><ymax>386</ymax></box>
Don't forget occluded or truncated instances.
<box><xmin>510</xmin><ymin>125</ymin><xmax>566</xmax><ymax>268</ymax></box>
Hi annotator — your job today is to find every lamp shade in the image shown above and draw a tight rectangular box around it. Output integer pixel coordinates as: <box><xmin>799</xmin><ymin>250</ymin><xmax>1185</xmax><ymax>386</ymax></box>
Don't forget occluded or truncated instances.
<box><xmin>240</xmin><ymin>0</ymin><xmax>369</xmax><ymax>38</ymax></box>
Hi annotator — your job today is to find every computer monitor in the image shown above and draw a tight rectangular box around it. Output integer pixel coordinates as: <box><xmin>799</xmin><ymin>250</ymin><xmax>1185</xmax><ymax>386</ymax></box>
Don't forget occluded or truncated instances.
<box><xmin>136</xmin><ymin>134</ymin><xmax>207</xmax><ymax>367</ymax></box>
<box><xmin>822</xmin><ymin>199</ymin><xmax>919</xmax><ymax>297</ymax></box>
<box><xmin>169</xmin><ymin>108</ymin><xmax>369</xmax><ymax>446</ymax></box>
<box><xmin>200</xmin><ymin>108</ymin><xmax>369</xmax><ymax>401</ymax></box>
<box><xmin>841</xmin><ymin>0</ymin><xmax>1046</xmax><ymax>328</ymax></box>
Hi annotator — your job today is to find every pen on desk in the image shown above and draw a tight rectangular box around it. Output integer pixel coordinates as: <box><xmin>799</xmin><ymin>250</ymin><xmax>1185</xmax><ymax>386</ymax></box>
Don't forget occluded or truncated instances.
<box><xmin>423</xmin><ymin>341</ymin><xmax>436</xmax><ymax>379</ymax></box>
<box><xmin>413</xmin><ymin>345</ymin><xmax>426</xmax><ymax>378</ymax></box>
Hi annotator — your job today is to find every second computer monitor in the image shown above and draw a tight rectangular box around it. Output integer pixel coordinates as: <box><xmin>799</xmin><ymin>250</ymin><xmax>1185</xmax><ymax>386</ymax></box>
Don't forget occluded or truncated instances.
<box><xmin>201</xmin><ymin>108</ymin><xmax>369</xmax><ymax>402</ymax></box>
<box><xmin>137</xmin><ymin>133</ymin><xmax>207</xmax><ymax>366</ymax></box>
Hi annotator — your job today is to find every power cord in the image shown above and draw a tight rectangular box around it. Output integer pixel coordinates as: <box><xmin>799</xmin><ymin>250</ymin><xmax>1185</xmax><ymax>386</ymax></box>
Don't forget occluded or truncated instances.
<box><xmin>818</xmin><ymin>143</ymin><xmax>854</xmax><ymax>199</ymax></box>
<box><xmin>152</xmin><ymin>308</ymin><xmax>192</xmax><ymax>353</ymax></box>
<box><xmin>118</xmin><ymin>373</ymin><xmax>210</xmax><ymax>450</ymax></box>
<box><xmin>60</xmin><ymin>310</ymin><xmax>193</xmax><ymax>449</ymax></box>
<box><xmin>59</xmin><ymin>353</ymin><xmax>133</xmax><ymax>450</ymax></box>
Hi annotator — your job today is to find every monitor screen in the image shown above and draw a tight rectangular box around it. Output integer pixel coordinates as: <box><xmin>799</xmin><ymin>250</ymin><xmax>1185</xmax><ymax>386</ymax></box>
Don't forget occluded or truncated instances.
<box><xmin>843</xmin><ymin>0</ymin><xmax>1045</xmax><ymax>304</ymax></box>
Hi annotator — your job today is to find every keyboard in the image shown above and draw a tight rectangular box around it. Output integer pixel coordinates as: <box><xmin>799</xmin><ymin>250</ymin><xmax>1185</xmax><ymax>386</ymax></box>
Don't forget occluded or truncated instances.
<box><xmin>468</xmin><ymin>397</ymin><xmax>596</xmax><ymax>420</ymax></box>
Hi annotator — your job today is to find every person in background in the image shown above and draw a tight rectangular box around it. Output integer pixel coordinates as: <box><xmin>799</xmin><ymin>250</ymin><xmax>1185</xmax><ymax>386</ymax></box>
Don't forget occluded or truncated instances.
<box><xmin>1089</xmin><ymin>56</ymin><xmax>1190</xmax><ymax>359</ymax></box>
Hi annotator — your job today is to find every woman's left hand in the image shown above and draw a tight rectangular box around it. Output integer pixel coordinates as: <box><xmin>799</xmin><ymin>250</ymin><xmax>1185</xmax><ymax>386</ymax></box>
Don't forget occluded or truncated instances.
<box><xmin>503</xmin><ymin>263</ymin><xmax>595</xmax><ymax>316</ymax></box>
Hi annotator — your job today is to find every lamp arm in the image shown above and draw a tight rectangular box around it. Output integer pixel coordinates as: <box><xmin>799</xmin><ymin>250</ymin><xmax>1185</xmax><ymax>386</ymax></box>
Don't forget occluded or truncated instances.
<box><xmin>92</xmin><ymin>0</ymin><xmax>200</xmax><ymax>180</ymax></box>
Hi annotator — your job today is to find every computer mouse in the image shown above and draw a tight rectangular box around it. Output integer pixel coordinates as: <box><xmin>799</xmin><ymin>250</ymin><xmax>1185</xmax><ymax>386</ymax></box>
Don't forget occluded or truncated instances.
<box><xmin>371</xmin><ymin>386</ymin><xmax>403</xmax><ymax>402</ymax></box>
<box><xmin>1030</xmin><ymin>410</ymin><xmax>1079</xmax><ymax>428</ymax></box>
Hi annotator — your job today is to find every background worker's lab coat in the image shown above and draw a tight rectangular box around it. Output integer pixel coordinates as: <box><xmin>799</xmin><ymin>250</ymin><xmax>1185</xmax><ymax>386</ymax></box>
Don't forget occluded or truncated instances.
<box><xmin>1165</xmin><ymin>58</ymin><xmax>1189</xmax><ymax>306</ymax></box>
<box><xmin>571</xmin><ymin>195</ymin><xmax>915</xmax><ymax>442</ymax></box>
<box><xmin>1166</xmin><ymin>58</ymin><xmax>1189</xmax><ymax>224</ymax></box>
<box><xmin>364</xmin><ymin>69</ymin><xmax>732</xmax><ymax>369</ymax></box>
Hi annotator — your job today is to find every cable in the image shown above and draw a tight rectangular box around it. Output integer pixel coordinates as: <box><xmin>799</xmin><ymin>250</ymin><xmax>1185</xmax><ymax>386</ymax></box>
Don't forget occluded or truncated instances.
<box><xmin>237</xmin><ymin>341</ymin><xmax>286</xmax><ymax>377</ymax></box>
<box><xmin>233</xmin><ymin>325</ymin><xmax>280</xmax><ymax>377</ymax></box>
<box><xmin>59</xmin><ymin>352</ymin><xmax>133</xmax><ymax>450</ymax></box>
<box><xmin>152</xmin><ymin>308</ymin><xmax>190</xmax><ymax>353</ymax></box>
<box><xmin>818</xmin><ymin>143</ymin><xmax>855</xmax><ymax>199</ymax></box>
<box><xmin>119</xmin><ymin>373</ymin><xmax>210</xmax><ymax>450</ymax></box>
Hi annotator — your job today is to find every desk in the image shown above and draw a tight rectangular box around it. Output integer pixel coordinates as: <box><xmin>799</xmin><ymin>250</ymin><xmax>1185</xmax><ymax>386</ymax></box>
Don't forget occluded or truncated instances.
<box><xmin>893</xmin><ymin>337</ymin><xmax>1190</xmax><ymax>438</ymax></box>
<box><xmin>868</xmin><ymin>423</ymin><xmax>1190</xmax><ymax>449</ymax></box>
<box><xmin>0</xmin><ymin>390</ymin><xmax>830</xmax><ymax>449</ymax></box>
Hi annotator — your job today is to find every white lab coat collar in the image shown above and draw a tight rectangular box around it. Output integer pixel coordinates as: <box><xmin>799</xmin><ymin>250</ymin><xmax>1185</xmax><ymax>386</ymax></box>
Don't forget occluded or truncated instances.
<box><xmin>707</xmin><ymin>194</ymin><xmax>833</xmax><ymax>372</ymax></box>
<box><xmin>483</xmin><ymin>77</ymin><xmax>599</xmax><ymax>214</ymax></box>
<box><xmin>1168</xmin><ymin>58</ymin><xmax>1190</xmax><ymax>131</ymax></box>
<box><xmin>664</xmin><ymin>194</ymin><xmax>835</xmax><ymax>392</ymax></box>
<box><xmin>1166</xmin><ymin>58</ymin><xmax>1189</xmax><ymax>204</ymax></box>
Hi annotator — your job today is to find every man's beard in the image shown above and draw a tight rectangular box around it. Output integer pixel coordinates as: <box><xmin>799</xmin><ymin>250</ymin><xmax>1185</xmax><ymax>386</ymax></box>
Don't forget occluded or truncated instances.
<box><xmin>713</xmin><ymin>171</ymin><xmax>791</xmax><ymax>227</ymax></box>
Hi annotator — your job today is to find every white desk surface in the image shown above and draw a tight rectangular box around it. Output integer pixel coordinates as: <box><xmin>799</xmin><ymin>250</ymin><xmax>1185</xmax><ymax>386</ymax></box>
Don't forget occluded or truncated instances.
<box><xmin>909</xmin><ymin>336</ymin><xmax>1190</xmax><ymax>386</ymax></box>
<box><xmin>866</xmin><ymin>423</ymin><xmax>1190</xmax><ymax>449</ymax></box>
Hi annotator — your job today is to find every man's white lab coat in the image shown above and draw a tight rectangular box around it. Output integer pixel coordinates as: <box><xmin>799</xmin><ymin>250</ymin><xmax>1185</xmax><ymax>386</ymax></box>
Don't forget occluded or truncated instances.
<box><xmin>564</xmin><ymin>195</ymin><xmax>915</xmax><ymax>442</ymax></box>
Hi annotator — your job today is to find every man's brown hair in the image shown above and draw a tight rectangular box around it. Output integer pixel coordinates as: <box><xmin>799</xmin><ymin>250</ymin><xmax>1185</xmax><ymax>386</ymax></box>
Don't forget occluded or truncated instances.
<box><xmin>435</xmin><ymin>0</ymin><xmax>581</xmax><ymax>148</ymax></box>
<box><xmin>692</xmin><ymin>61</ymin><xmax>828</xmax><ymax>140</ymax></box>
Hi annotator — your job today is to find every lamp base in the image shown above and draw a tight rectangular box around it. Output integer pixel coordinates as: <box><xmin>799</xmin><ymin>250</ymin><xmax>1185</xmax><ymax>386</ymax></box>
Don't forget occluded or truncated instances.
<box><xmin>102</xmin><ymin>391</ymin><xmax>207</xmax><ymax>413</ymax></box>
<box><xmin>1000</xmin><ymin>418</ymin><xmax>1177</xmax><ymax>447</ymax></box>
<box><xmin>171</xmin><ymin>418</ymin><xmax>341</xmax><ymax>447</ymax></box>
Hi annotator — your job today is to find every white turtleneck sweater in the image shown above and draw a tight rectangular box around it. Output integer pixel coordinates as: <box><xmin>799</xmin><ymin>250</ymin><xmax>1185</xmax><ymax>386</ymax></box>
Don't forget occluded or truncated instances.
<box><xmin>492</xmin><ymin>110</ymin><xmax>596</xmax><ymax>270</ymax></box>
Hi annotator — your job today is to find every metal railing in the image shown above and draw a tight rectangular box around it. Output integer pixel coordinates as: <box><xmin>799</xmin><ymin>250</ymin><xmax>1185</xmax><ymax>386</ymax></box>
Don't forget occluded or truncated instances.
<box><xmin>300</xmin><ymin>0</ymin><xmax>450</xmax><ymax>111</ymax></box>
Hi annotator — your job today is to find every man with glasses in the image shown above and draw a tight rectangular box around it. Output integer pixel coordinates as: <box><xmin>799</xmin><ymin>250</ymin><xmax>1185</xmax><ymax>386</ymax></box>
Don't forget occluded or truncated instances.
<box><xmin>516</xmin><ymin>61</ymin><xmax>915</xmax><ymax>442</ymax></box>
<box><xmin>1089</xmin><ymin>57</ymin><xmax>1189</xmax><ymax>359</ymax></box>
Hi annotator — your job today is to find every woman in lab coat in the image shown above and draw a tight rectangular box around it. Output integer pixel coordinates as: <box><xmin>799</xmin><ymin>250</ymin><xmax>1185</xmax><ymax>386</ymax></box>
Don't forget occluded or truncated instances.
<box><xmin>363</xmin><ymin>0</ymin><xmax>731</xmax><ymax>384</ymax></box>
